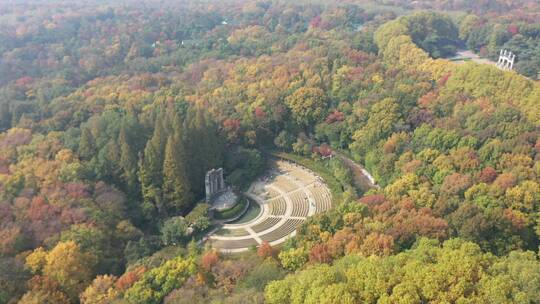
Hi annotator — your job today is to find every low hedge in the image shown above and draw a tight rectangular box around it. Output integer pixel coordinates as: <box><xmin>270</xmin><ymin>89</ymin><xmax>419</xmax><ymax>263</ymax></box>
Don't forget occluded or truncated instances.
<box><xmin>213</xmin><ymin>198</ymin><xmax>249</xmax><ymax>221</ymax></box>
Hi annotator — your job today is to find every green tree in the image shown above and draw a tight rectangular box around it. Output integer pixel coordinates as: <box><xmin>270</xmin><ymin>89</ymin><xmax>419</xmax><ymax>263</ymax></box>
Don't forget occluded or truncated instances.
<box><xmin>285</xmin><ymin>87</ymin><xmax>328</xmax><ymax>127</ymax></box>
<box><xmin>43</xmin><ymin>241</ymin><xmax>97</xmax><ymax>302</ymax></box>
<box><xmin>79</xmin><ymin>128</ymin><xmax>96</xmax><ymax>160</ymax></box>
<box><xmin>163</xmin><ymin>132</ymin><xmax>192</xmax><ymax>214</ymax></box>
<box><xmin>160</xmin><ymin>216</ymin><xmax>190</xmax><ymax>246</ymax></box>
<box><xmin>266</xmin><ymin>239</ymin><xmax>540</xmax><ymax>303</ymax></box>
<box><xmin>351</xmin><ymin>98</ymin><xmax>401</xmax><ymax>157</ymax></box>
<box><xmin>278</xmin><ymin>247</ymin><xmax>308</xmax><ymax>271</ymax></box>
<box><xmin>374</xmin><ymin>19</ymin><xmax>408</xmax><ymax>52</ymax></box>
<box><xmin>185</xmin><ymin>203</ymin><xmax>211</xmax><ymax>232</ymax></box>
<box><xmin>238</xmin><ymin>260</ymin><xmax>285</xmax><ymax>292</ymax></box>
<box><xmin>118</xmin><ymin>126</ymin><xmax>139</xmax><ymax>195</ymax></box>
<box><xmin>185</xmin><ymin>108</ymin><xmax>223</xmax><ymax>196</ymax></box>
<box><xmin>80</xmin><ymin>275</ymin><xmax>120</xmax><ymax>304</ymax></box>
<box><xmin>0</xmin><ymin>101</ymin><xmax>11</xmax><ymax>131</ymax></box>
<box><xmin>139</xmin><ymin>118</ymin><xmax>168</xmax><ymax>219</ymax></box>
<box><xmin>124</xmin><ymin>257</ymin><xmax>197</xmax><ymax>304</ymax></box>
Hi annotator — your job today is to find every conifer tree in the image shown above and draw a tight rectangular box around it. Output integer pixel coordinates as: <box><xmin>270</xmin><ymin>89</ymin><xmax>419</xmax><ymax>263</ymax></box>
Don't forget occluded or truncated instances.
<box><xmin>118</xmin><ymin>127</ymin><xmax>138</xmax><ymax>195</ymax></box>
<box><xmin>185</xmin><ymin>108</ymin><xmax>223</xmax><ymax>196</ymax></box>
<box><xmin>150</xmin><ymin>116</ymin><xmax>167</xmax><ymax>162</ymax></box>
<box><xmin>139</xmin><ymin>140</ymin><xmax>162</xmax><ymax>219</ymax></box>
<box><xmin>138</xmin><ymin>116</ymin><xmax>169</xmax><ymax>219</ymax></box>
<box><xmin>95</xmin><ymin>140</ymin><xmax>120</xmax><ymax>183</ymax></box>
<box><xmin>79</xmin><ymin>128</ymin><xmax>96</xmax><ymax>160</ymax></box>
<box><xmin>0</xmin><ymin>101</ymin><xmax>11</xmax><ymax>131</ymax></box>
<box><xmin>162</xmin><ymin>131</ymin><xmax>192</xmax><ymax>214</ymax></box>
<box><xmin>138</xmin><ymin>153</ymin><xmax>158</xmax><ymax>220</ymax></box>
<box><xmin>140</xmin><ymin>117</ymin><xmax>167</xmax><ymax>190</ymax></box>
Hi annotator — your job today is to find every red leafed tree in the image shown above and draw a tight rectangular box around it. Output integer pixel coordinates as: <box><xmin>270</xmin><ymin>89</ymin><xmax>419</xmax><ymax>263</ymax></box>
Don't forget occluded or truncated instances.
<box><xmin>359</xmin><ymin>233</ymin><xmax>394</xmax><ymax>256</ymax></box>
<box><xmin>257</xmin><ymin>241</ymin><xmax>274</xmax><ymax>259</ymax></box>
<box><xmin>493</xmin><ymin>173</ymin><xmax>517</xmax><ymax>191</ymax></box>
<box><xmin>15</xmin><ymin>76</ymin><xmax>34</xmax><ymax>87</ymax></box>
<box><xmin>309</xmin><ymin>243</ymin><xmax>332</xmax><ymax>264</ymax></box>
<box><xmin>222</xmin><ymin>118</ymin><xmax>241</xmax><ymax>142</ymax></box>
<box><xmin>503</xmin><ymin>208</ymin><xmax>527</xmax><ymax>230</ymax></box>
<box><xmin>387</xmin><ymin>206</ymin><xmax>448</xmax><ymax>245</ymax></box>
<box><xmin>254</xmin><ymin>107</ymin><xmax>266</xmax><ymax>120</ymax></box>
<box><xmin>478</xmin><ymin>167</ymin><xmax>498</xmax><ymax>183</ymax></box>
<box><xmin>201</xmin><ymin>250</ymin><xmax>220</xmax><ymax>272</ymax></box>
<box><xmin>418</xmin><ymin>91</ymin><xmax>438</xmax><ymax>108</ymax></box>
<box><xmin>309</xmin><ymin>16</ymin><xmax>322</xmax><ymax>28</ymax></box>
<box><xmin>359</xmin><ymin>194</ymin><xmax>386</xmax><ymax>207</ymax></box>
<box><xmin>326</xmin><ymin>228</ymin><xmax>356</xmax><ymax>258</ymax></box>
<box><xmin>507</xmin><ymin>24</ymin><xmax>519</xmax><ymax>35</ymax></box>
<box><xmin>64</xmin><ymin>182</ymin><xmax>90</xmax><ymax>200</ymax></box>
<box><xmin>115</xmin><ymin>266</ymin><xmax>146</xmax><ymax>291</ymax></box>
<box><xmin>441</xmin><ymin>173</ymin><xmax>472</xmax><ymax>196</ymax></box>
<box><xmin>313</xmin><ymin>144</ymin><xmax>332</xmax><ymax>158</ymax></box>
<box><xmin>325</xmin><ymin>110</ymin><xmax>344</xmax><ymax>124</ymax></box>
<box><xmin>437</xmin><ymin>73</ymin><xmax>451</xmax><ymax>86</ymax></box>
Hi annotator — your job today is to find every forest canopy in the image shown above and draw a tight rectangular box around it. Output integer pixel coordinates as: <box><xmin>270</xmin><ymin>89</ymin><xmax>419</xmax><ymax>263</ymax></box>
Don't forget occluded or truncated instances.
<box><xmin>0</xmin><ymin>0</ymin><xmax>539</xmax><ymax>303</ymax></box>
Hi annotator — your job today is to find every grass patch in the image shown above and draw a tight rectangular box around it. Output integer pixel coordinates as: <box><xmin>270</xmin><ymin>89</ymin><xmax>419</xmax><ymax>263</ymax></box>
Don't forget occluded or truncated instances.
<box><xmin>213</xmin><ymin>199</ymin><xmax>249</xmax><ymax>221</ymax></box>
<box><xmin>270</xmin><ymin>151</ymin><xmax>344</xmax><ymax>205</ymax></box>
<box><xmin>229</xmin><ymin>200</ymin><xmax>261</xmax><ymax>224</ymax></box>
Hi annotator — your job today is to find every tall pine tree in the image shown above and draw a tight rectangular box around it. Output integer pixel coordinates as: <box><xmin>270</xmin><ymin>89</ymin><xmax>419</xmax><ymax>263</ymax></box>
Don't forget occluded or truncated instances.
<box><xmin>79</xmin><ymin>128</ymin><xmax>96</xmax><ymax>160</ymax></box>
<box><xmin>0</xmin><ymin>101</ymin><xmax>11</xmax><ymax>131</ymax></box>
<box><xmin>118</xmin><ymin>126</ymin><xmax>138</xmax><ymax>196</ymax></box>
<box><xmin>142</xmin><ymin>118</ymin><xmax>167</xmax><ymax>187</ymax></box>
<box><xmin>138</xmin><ymin>151</ymin><xmax>160</xmax><ymax>220</ymax></box>
<box><xmin>139</xmin><ymin>117</ymin><xmax>168</xmax><ymax>219</ymax></box>
<box><xmin>162</xmin><ymin>129</ymin><xmax>193</xmax><ymax>215</ymax></box>
<box><xmin>185</xmin><ymin>108</ymin><xmax>223</xmax><ymax>196</ymax></box>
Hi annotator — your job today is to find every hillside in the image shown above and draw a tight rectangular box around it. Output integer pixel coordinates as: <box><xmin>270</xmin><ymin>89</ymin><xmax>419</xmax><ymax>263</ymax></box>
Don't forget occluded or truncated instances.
<box><xmin>0</xmin><ymin>1</ymin><xmax>539</xmax><ymax>303</ymax></box>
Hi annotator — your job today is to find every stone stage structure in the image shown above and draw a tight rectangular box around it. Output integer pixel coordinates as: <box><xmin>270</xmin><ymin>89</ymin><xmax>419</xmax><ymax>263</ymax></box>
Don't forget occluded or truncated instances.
<box><xmin>205</xmin><ymin>168</ymin><xmax>225</xmax><ymax>202</ymax></box>
<box><xmin>205</xmin><ymin>168</ymin><xmax>238</xmax><ymax>211</ymax></box>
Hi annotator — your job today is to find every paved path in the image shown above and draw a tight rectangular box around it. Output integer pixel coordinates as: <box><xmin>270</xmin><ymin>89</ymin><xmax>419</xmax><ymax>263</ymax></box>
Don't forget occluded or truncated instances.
<box><xmin>448</xmin><ymin>50</ymin><xmax>497</xmax><ymax>66</ymax></box>
<box><xmin>333</xmin><ymin>151</ymin><xmax>379</xmax><ymax>192</ymax></box>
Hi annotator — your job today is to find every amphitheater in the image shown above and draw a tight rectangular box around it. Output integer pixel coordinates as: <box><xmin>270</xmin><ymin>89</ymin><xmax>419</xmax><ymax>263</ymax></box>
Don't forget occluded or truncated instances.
<box><xmin>208</xmin><ymin>160</ymin><xmax>332</xmax><ymax>252</ymax></box>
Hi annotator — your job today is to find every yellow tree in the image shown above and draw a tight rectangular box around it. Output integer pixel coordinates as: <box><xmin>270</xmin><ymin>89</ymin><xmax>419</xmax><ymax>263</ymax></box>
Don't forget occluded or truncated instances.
<box><xmin>285</xmin><ymin>87</ymin><xmax>327</xmax><ymax>127</ymax></box>
<box><xmin>43</xmin><ymin>241</ymin><xmax>97</xmax><ymax>301</ymax></box>
<box><xmin>80</xmin><ymin>275</ymin><xmax>120</xmax><ymax>304</ymax></box>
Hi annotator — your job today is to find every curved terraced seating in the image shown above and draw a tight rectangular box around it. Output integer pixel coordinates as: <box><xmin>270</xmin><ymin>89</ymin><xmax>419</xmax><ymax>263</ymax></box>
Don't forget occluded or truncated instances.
<box><xmin>260</xmin><ymin>219</ymin><xmax>305</xmax><ymax>242</ymax></box>
<box><xmin>264</xmin><ymin>188</ymin><xmax>280</xmax><ymax>200</ymax></box>
<box><xmin>252</xmin><ymin>217</ymin><xmax>281</xmax><ymax>233</ymax></box>
<box><xmin>310</xmin><ymin>186</ymin><xmax>332</xmax><ymax>212</ymax></box>
<box><xmin>276</xmin><ymin>162</ymin><xmax>293</xmax><ymax>171</ymax></box>
<box><xmin>214</xmin><ymin>228</ymin><xmax>250</xmax><ymax>237</ymax></box>
<box><xmin>274</xmin><ymin>176</ymin><xmax>297</xmax><ymax>192</ymax></box>
<box><xmin>289</xmin><ymin>169</ymin><xmax>316</xmax><ymax>185</ymax></box>
<box><xmin>268</xmin><ymin>197</ymin><xmax>287</xmax><ymax>215</ymax></box>
<box><xmin>208</xmin><ymin>160</ymin><xmax>333</xmax><ymax>252</ymax></box>
<box><xmin>210</xmin><ymin>238</ymin><xmax>259</xmax><ymax>250</ymax></box>
<box><xmin>289</xmin><ymin>191</ymin><xmax>309</xmax><ymax>217</ymax></box>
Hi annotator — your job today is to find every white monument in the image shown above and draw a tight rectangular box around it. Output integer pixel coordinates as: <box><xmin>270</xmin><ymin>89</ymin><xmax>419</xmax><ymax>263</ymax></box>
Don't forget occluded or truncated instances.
<box><xmin>496</xmin><ymin>49</ymin><xmax>515</xmax><ymax>71</ymax></box>
<box><xmin>205</xmin><ymin>168</ymin><xmax>238</xmax><ymax>211</ymax></box>
<box><xmin>205</xmin><ymin>168</ymin><xmax>225</xmax><ymax>202</ymax></box>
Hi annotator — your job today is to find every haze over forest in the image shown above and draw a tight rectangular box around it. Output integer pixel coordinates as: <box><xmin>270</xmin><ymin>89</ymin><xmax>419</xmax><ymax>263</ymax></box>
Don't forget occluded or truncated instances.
<box><xmin>0</xmin><ymin>1</ymin><xmax>539</xmax><ymax>303</ymax></box>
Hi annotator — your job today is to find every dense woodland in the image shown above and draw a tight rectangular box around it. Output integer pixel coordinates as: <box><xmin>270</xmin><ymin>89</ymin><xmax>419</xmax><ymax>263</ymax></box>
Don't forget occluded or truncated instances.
<box><xmin>0</xmin><ymin>0</ymin><xmax>539</xmax><ymax>303</ymax></box>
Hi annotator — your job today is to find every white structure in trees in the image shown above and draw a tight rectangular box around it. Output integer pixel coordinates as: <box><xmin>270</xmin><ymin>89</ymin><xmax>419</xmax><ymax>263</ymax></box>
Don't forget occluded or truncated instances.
<box><xmin>205</xmin><ymin>168</ymin><xmax>225</xmax><ymax>202</ymax></box>
<box><xmin>496</xmin><ymin>49</ymin><xmax>515</xmax><ymax>71</ymax></box>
